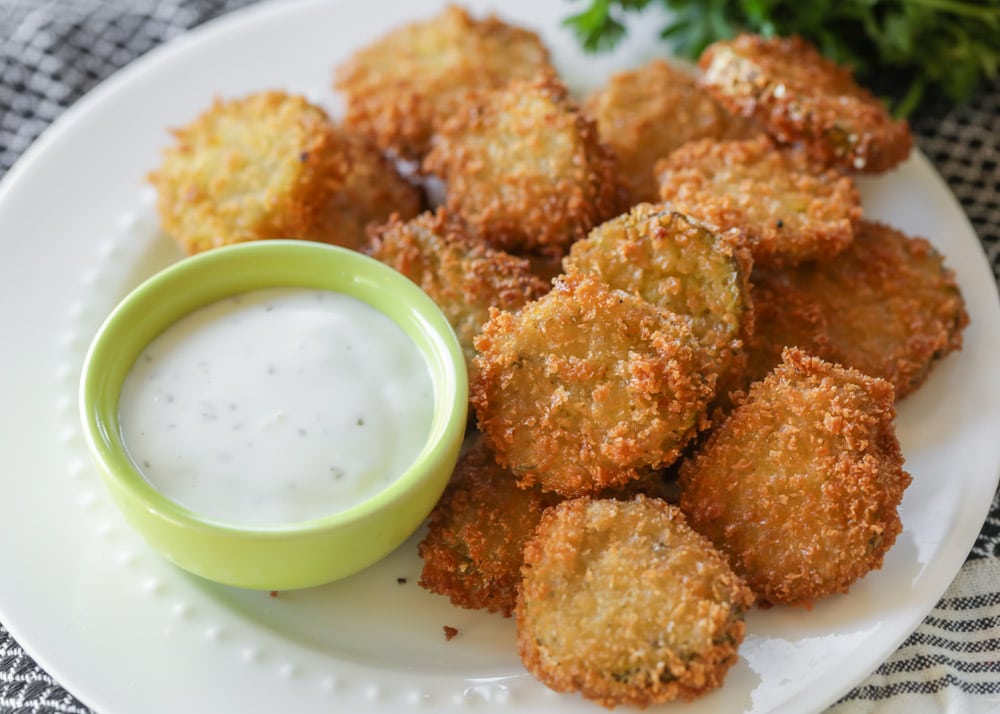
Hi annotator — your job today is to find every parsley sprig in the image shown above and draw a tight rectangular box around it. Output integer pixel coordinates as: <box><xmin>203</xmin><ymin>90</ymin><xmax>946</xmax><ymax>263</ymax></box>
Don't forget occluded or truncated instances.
<box><xmin>564</xmin><ymin>0</ymin><xmax>1000</xmax><ymax>116</ymax></box>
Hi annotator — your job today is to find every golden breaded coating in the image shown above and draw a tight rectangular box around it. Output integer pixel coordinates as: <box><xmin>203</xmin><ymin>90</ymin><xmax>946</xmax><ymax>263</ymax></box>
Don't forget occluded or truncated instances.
<box><xmin>699</xmin><ymin>34</ymin><xmax>913</xmax><ymax>173</ymax></box>
<box><xmin>585</xmin><ymin>59</ymin><xmax>760</xmax><ymax>204</ymax></box>
<box><xmin>149</xmin><ymin>91</ymin><xmax>421</xmax><ymax>254</ymax></box>
<box><xmin>517</xmin><ymin>496</ymin><xmax>755</xmax><ymax>707</ymax></box>
<box><xmin>745</xmin><ymin>220</ymin><xmax>969</xmax><ymax>399</ymax></box>
<box><xmin>418</xmin><ymin>434</ymin><xmax>561</xmax><ymax>617</ymax></box>
<box><xmin>656</xmin><ymin>136</ymin><xmax>861</xmax><ymax>268</ymax></box>
<box><xmin>150</xmin><ymin>91</ymin><xmax>344</xmax><ymax>254</ymax></box>
<box><xmin>321</xmin><ymin>130</ymin><xmax>423</xmax><ymax>248</ymax></box>
<box><xmin>472</xmin><ymin>274</ymin><xmax>716</xmax><ymax>497</ymax></box>
<box><xmin>679</xmin><ymin>348</ymin><xmax>911</xmax><ymax>607</ymax></box>
<box><xmin>333</xmin><ymin>5</ymin><xmax>554</xmax><ymax>160</ymax></box>
<box><xmin>563</xmin><ymin>205</ymin><xmax>753</xmax><ymax>408</ymax></box>
<box><xmin>366</xmin><ymin>208</ymin><xmax>549</xmax><ymax>380</ymax></box>
<box><xmin>423</xmin><ymin>75</ymin><xmax>622</xmax><ymax>258</ymax></box>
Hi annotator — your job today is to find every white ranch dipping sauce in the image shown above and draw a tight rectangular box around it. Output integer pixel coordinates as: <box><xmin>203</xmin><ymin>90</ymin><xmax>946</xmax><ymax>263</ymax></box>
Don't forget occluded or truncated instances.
<box><xmin>119</xmin><ymin>287</ymin><xmax>434</xmax><ymax>527</ymax></box>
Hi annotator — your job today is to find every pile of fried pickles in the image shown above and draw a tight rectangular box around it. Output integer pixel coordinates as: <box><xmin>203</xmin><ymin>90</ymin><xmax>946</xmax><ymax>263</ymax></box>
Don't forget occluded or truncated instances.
<box><xmin>149</xmin><ymin>6</ymin><xmax>969</xmax><ymax>708</ymax></box>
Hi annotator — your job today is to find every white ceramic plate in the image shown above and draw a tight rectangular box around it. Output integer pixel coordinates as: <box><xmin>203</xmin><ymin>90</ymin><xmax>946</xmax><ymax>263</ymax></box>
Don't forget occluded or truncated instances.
<box><xmin>1</xmin><ymin>1</ymin><xmax>998</xmax><ymax>712</ymax></box>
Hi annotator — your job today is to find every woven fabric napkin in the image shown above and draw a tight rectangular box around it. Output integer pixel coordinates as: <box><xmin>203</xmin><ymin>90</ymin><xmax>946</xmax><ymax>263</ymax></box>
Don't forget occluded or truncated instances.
<box><xmin>1</xmin><ymin>1</ymin><xmax>998</xmax><ymax>712</ymax></box>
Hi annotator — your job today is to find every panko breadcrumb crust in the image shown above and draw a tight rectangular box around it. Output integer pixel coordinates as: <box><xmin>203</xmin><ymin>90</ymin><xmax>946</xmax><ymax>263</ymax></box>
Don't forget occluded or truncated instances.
<box><xmin>333</xmin><ymin>5</ymin><xmax>554</xmax><ymax>160</ymax></box>
<box><xmin>679</xmin><ymin>348</ymin><xmax>911</xmax><ymax>607</ymax></box>
<box><xmin>517</xmin><ymin>496</ymin><xmax>755</xmax><ymax>708</ymax></box>
<box><xmin>423</xmin><ymin>74</ymin><xmax>623</xmax><ymax>258</ymax></box>
<box><xmin>366</xmin><ymin>208</ymin><xmax>549</xmax><ymax>380</ymax></box>
<box><xmin>150</xmin><ymin>91</ymin><xmax>345</xmax><ymax>254</ymax></box>
<box><xmin>417</xmin><ymin>435</ymin><xmax>561</xmax><ymax>617</ymax></box>
<box><xmin>417</xmin><ymin>437</ymin><xmax>683</xmax><ymax>617</ymax></box>
<box><xmin>699</xmin><ymin>34</ymin><xmax>913</xmax><ymax>174</ymax></box>
<box><xmin>320</xmin><ymin>130</ymin><xmax>423</xmax><ymax>249</ymax></box>
<box><xmin>563</xmin><ymin>205</ymin><xmax>753</xmax><ymax>410</ymax></box>
<box><xmin>472</xmin><ymin>274</ymin><xmax>716</xmax><ymax>497</ymax></box>
<box><xmin>656</xmin><ymin>135</ymin><xmax>861</xmax><ymax>268</ymax></box>
<box><xmin>584</xmin><ymin>59</ymin><xmax>760</xmax><ymax>205</ymax></box>
<box><xmin>149</xmin><ymin>91</ymin><xmax>420</xmax><ymax>254</ymax></box>
<box><xmin>746</xmin><ymin>220</ymin><xmax>969</xmax><ymax>398</ymax></box>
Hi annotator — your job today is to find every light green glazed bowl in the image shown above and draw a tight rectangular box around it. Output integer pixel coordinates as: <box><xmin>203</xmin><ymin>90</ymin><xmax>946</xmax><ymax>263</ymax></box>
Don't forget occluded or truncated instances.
<box><xmin>80</xmin><ymin>240</ymin><xmax>468</xmax><ymax>590</ymax></box>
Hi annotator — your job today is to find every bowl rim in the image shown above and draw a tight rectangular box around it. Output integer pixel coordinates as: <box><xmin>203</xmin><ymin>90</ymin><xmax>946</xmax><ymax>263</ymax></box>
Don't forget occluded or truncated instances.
<box><xmin>79</xmin><ymin>239</ymin><xmax>468</xmax><ymax>538</ymax></box>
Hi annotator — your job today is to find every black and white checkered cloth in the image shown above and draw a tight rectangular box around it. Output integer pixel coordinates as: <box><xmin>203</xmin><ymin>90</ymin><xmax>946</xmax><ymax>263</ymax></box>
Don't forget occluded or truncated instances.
<box><xmin>1</xmin><ymin>2</ymin><xmax>998</xmax><ymax>712</ymax></box>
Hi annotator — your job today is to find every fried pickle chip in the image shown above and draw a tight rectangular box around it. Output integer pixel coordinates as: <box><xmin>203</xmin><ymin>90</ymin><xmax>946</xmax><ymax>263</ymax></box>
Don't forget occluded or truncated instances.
<box><xmin>418</xmin><ymin>434</ymin><xmax>561</xmax><ymax>616</ymax></box>
<box><xmin>367</xmin><ymin>208</ymin><xmax>549</xmax><ymax>380</ymax></box>
<box><xmin>517</xmin><ymin>496</ymin><xmax>755</xmax><ymax>707</ymax></box>
<box><xmin>149</xmin><ymin>91</ymin><xmax>420</xmax><ymax>254</ymax></box>
<box><xmin>745</xmin><ymin>220</ymin><xmax>969</xmax><ymax>399</ymax></box>
<box><xmin>322</xmin><ymin>130</ymin><xmax>423</xmax><ymax>247</ymax></box>
<box><xmin>423</xmin><ymin>75</ymin><xmax>622</xmax><ymax>258</ymax></box>
<box><xmin>585</xmin><ymin>59</ymin><xmax>760</xmax><ymax>204</ymax></box>
<box><xmin>679</xmin><ymin>348</ymin><xmax>911</xmax><ymax>607</ymax></box>
<box><xmin>699</xmin><ymin>34</ymin><xmax>913</xmax><ymax>173</ymax></box>
<box><xmin>563</xmin><ymin>205</ymin><xmax>753</xmax><ymax>408</ymax></box>
<box><xmin>333</xmin><ymin>5</ymin><xmax>553</xmax><ymax>160</ymax></box>
<box><xmin>472</xmin><ymin>274</ymin><xmax>716</xmax><ymax>497</ymax></box>
<box><xmin>656</xmin><ymin>136</ymin><xmax>861</xmax><ymax>268</ymax></box>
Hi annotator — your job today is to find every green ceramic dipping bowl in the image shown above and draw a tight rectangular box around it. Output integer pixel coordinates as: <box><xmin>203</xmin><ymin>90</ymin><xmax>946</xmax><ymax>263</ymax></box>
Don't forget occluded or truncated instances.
<box><xmin>80</xmin><ymin>240</ymin><xmax>468</xmax><ymax>590</ymax></box>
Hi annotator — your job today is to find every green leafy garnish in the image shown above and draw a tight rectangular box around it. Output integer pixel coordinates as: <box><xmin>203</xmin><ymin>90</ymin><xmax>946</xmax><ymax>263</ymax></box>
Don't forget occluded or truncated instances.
<box><xmin>563</xmin><ymin>0</ymin><xmax>1000</xmax><ymax>115</ymax></box>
